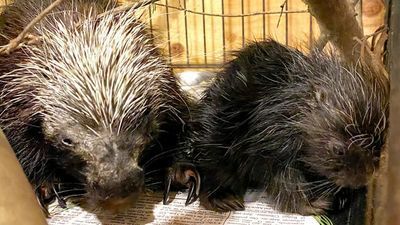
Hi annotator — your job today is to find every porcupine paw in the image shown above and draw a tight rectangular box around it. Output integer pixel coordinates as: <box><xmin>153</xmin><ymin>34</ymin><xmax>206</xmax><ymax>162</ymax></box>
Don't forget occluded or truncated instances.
<box><xmin>200</xmin><ymin>190</ymin><xmax>245</xmax><ymax>212</ymax></box>
<box><xmin>163</xmin><ymin>163</ymin><xmax>200</xmax><ymax>205</ymax></box>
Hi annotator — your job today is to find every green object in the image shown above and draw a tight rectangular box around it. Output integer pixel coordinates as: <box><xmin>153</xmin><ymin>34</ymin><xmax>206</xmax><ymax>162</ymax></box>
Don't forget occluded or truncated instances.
<box><xmin>314</xmin><ymin>215</ymin><xmax>334</xmax><ymax>225</ymax></box>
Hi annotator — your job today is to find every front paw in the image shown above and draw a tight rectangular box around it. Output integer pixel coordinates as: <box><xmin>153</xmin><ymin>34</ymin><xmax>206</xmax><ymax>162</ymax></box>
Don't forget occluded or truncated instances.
<box><xmin>163</xmin><ymin>162</ymin><xmax>201</xmax><ymax>205</ymax></box>
<box><xmin>200</xmin><ymin>190</ymin><xmax>244</xmax><ymax>212</ymax></box>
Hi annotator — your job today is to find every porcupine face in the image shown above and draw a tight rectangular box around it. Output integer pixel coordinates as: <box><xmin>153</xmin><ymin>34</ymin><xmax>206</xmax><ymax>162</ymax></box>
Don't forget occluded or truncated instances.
<box><xmin>296</xmin><ymin>53</ymin><xmax>389</xmax><ymax>189</ymax></box>
<box><xmin>42</xmin><ymin>114</ymin><xmax>154</xmax><ymax>209</ymax></box>
<box><xmin>19</xmin><ymin>9</ymin><xmax>177</xmax><ymax>210</ymax></box>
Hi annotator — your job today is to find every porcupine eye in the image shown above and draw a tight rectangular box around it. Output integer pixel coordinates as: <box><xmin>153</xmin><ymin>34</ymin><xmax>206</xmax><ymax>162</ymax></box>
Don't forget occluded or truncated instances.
<box><xmin>334</xmin><ymin>148</ymin><xmax>345</xmax><ymax>156</ymax></box>
<box><xmin>328</xmin><ymin>140</ymin><xmax>344</xmax><ymax>156</ymax></box>
<box><xmin>61</xmin><ymin>138</ymin><xmax>74</xmax><ymax>147</ymax></box>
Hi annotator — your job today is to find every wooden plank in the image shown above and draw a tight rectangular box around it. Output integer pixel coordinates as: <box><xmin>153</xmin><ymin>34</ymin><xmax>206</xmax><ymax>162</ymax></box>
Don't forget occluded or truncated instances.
<box><xmin>164</xmin><ymin>0</ymin><xmax>189</xmax><ymax>65</ymax></box>
<box><xmin>203</xmin><ymin>0</ymin><xmax>224</xmax><ymax>64</ymax></box>
<box><xmin>184</xmin><ymin>0</ymin><xmax>214</xmax><ymax>65</ymax></box>
<box><xmin>287</xmin><ymin>0</ymin><xmax>310</xmax><ymax>47</ymax></box>
<box><xmin>0</xmin><ymin>0</ymin><xmax>10</xmax><ymax>13</ymax></box>
<box><xmin>242</xmin><ymin>0</ymin><xmax>264</xmax><ymax>42</ymax></box>
<box><xmin>0</xmin><ymin>0</ymin><xmax>10</xmax><ymax>6</ymax></box>
<box><xmin>0</xmin><ymin>130</ymin><xmax>48</xmax><ymax>225</ymax></box>
<box><xmin>222</xmin><ymin>0</ymin><xmax>244</xmax><ymax>53</ymax></box>
<box><xmin>382</xmin><ymin>0</ymin><xmax>400</xmax><ymax>224</ymax></box>
<box><xmin>145</xmin><ymin>0</ymin><xmax>379</xmax><ymax>70</ymax></box>
<box><xmin>266</xmin><ymin>0</ymin><xmax>288</xmax><ymax>45</ymax></box>
<box><xmin>362</xmin><ymin>0</ymin><xmax>385</xmax><ymax>35</ymax></box>
<box><xmin>147</xmin><ymin>0</ymin><xmax>172</xmax><ymax>63</ymax></box>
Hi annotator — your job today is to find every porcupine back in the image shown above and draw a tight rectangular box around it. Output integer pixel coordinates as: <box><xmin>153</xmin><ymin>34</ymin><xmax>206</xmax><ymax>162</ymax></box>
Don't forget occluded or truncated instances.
<box><xmin>0</xmin><ymin>0</ymin><xmax>187</xmax><ymax>204</ymax></box>
<box><xmin>190</xmin><ymin>39</ymin><xmax>388</xmax><ymax>213</ymax></box>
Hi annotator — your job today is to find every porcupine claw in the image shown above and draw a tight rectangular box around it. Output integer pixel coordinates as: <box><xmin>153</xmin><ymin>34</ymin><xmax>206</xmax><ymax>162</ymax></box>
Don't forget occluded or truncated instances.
<box><xmin>53</xmin><ymin>185</ymin><xmax>67</xmax><ymax>209</ymax></box>
<box><xmin>184</xmin><ymin>168</ymin><xmax>200</xmax><ymax>206</ymax></box>
<box><xmin>163</xmin><ymin>172</ymin><xmax>173</xmax><ymax>205</ymax></box>
<box><xmin>163</xmin><ymin>163</ymin><xmax>201</xmax><ymax>205</ymax></box>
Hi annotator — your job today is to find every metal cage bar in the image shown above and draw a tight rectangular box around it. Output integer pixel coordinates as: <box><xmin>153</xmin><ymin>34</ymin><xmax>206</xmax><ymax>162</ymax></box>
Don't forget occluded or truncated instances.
<box><xmin>285</xmin><ymin>0</ymin><xmax>289</xmax><ymax>45</ymax></box>
<box><xmin>221</xmin><ymin>0</ymin><xmax>226</xmax><ymax>62</ymax></box>
<box><xmin>183</xmin><ymin>0</ymin><xmax>190</xmax><ymax>65</ymax></box>
<box><xmin>164</xmin><ymin>0</ymin><xmax>172</xmax><ymax>64</ymax></box>
<box><xmin>241</xmin><ymin>0</ymin><xmax>245</xmax><ymax>48</ymax></box>
<box><xmin>201</xmin><ymin>0</ymin><xmax>207</xmax><ymax>64</ymax></box>
<box><xmin>262</xmin><ymin>0</ymin><xmax>266</xmax><ymax>40</ymax></box>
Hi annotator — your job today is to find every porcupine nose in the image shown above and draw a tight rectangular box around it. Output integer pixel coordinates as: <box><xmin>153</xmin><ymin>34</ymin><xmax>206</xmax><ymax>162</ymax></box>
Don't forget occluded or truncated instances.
<box><xmin>335</xmin><ymin>150</ymin><xmax>374</xmax><ymax>188</ymax></box>
<box><xmin>90</xmin><ymin>167</ymin><xmax>144</xmax><ymax>212</ymax></box>
<box><xmin>90</xmin><ymin>140</ymin><xmax>145</xmax><ymax>200</ymax></box>
<box><xmin>94</xmin><ymin>169</ymin><xmax>144</xmax><ymax>199</ymax></box>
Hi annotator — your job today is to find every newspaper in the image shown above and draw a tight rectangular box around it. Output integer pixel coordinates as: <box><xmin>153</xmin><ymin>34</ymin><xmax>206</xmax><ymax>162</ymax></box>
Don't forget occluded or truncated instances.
<box><xmin>47</xmin><ymin>192</ymin><xmax>319</xmax><ymax>225</ymax></box>
<box><xmin>178</xmin><ymin>71</ymin><xmax>215</xmax><ymax>100</ymax></box>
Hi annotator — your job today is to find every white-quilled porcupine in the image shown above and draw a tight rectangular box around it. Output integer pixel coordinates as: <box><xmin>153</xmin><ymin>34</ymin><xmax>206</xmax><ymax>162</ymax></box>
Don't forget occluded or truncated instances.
<box><xmin>168</xmin><ymin>39</ymin><xmax>388</xmax><ymax>215</ymax></box>
<box><xmin>0</xmin><ymin>0</ymin><xmax>189</xmax><ymax>212</ymax></box>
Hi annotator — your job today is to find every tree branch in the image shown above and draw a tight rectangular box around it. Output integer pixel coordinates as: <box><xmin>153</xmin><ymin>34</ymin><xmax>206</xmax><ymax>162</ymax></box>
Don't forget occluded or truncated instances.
<box><xmin>0</xmin><ymin>0</ymin><xmax>64</xmax><ymax>55</ymax></box>
<box><xmin>303</xmin><ymin>0</ymin><xmax>387</xmax><ymax>77</ymax></box>
<box><xmin>303</xmin><ymin>0</ymin><xmax>363</xmax><ymax>61</ymax></box>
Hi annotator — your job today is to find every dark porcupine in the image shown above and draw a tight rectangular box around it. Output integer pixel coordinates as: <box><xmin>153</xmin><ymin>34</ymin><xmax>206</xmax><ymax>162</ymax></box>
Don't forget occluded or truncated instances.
<box><xmin>0</xmin><ymin>0</ymin><xmax>188</xmax><ymax>213</ymax></box>
<box><xmin>166</xmin><ymin>39</ymin><xmax>388</xmax><ymax>215</ymax></box>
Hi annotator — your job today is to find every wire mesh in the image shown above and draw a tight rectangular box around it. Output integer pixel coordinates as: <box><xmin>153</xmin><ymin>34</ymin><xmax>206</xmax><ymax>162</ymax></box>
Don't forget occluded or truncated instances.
<box><xmin>146</xmin><ymin>0</ymin><xmax>324</xmax><ymax>70</ymax></box>
<box><xmin>0</xmin><ymin>0</ymin><xmax>370</xmax><ymax>71</ymax></box>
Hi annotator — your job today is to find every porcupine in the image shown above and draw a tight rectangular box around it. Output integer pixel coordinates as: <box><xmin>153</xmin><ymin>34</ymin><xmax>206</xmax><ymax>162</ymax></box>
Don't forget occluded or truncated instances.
<box><xmin>0</xmin><ymin>0</ymin><xmax>189</xmax><ymax>212</ymax></box>
<box><xmin>165</xmin><ymin>39</ymin><xmax>388</xmax><ymax>215</ymax></box>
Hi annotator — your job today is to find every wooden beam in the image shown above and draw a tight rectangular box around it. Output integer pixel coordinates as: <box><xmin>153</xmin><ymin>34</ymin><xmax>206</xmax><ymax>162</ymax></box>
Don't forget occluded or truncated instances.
<box><xmin>384</xmin><ymin>0</ymin><xmax>400</xmax><ymax>224</ymax></box>
<box><xmin>302</xmin><ymin>0</ymin><xmax>364</xmax><ymax>62</ymax></box>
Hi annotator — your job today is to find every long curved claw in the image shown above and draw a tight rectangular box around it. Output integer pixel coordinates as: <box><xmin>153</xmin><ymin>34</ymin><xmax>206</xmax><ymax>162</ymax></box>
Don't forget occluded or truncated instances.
<box><xmin>163</xmin><ymin>163</ymin><xmax>201</xmax><ymax>206</ymax></box>
<box><xmin>163</xmin><ymin>172</ymin><xmax>173</xmax><ymax>205</ymax></box>
<box><xmin>185</xmin><ymin>181</ymin><xmax>195</xmax><ymax>206</ymax></box>
<box><xmin>185</xmin><ymin>169</ymin><xmax>200</xmax><ymax>206</ymax></box>
<box><xmin>53</xmin><ymin>186</ymin><xmax>67</xmax><ymax>209</ymax></box>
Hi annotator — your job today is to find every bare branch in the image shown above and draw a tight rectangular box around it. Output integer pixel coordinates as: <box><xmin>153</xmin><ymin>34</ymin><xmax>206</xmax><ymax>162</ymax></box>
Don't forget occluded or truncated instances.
<box><xmin>303</xmin><ymin>0</ymin><xmax>363</xmax><ymax>61</ymax></box>
<box><xmin>0</xmin><ymin>0</ymin><xmax>64</xmax><ymax>55</ymax></box>
<box><xmin>277</xmin><ymin>0</ymin><xmax>288</xmax><ymax>28</ymax></box>
<box><xmin>303</xmin><ymin>0</ymin><xmax>387</xmax><ymax>77</ymax></box>
<box><xmin>150</xmin><ymin>1</ymin><xmax>307</xmax><ymax>18</ymax></box>
<box><xmin>0</xmin><ymin>0</ymin><xmax>161</xmax><ymax>55</ymax></box>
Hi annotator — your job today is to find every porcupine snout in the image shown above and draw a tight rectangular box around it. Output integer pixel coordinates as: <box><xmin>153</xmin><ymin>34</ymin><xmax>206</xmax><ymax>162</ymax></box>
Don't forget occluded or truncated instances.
<box><xmin>84</xmin><ymin>138</ymin><xmax>145</xmax><ymax>209</ymax></box>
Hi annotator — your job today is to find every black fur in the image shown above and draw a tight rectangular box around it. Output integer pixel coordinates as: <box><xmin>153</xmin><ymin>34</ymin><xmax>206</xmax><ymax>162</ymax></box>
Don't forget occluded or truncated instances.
<box><xmin>178</xmin><ymin>39</ymin><xmax>388</xmax><ymax>215</ymax></box>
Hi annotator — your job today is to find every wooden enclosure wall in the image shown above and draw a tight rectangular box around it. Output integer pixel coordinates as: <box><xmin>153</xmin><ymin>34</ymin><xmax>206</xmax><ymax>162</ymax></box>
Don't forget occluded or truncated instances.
<box><xmin>0</xmin><ymin>0</ymin><xmax>386</xmax><ymax>70</ymax></box>
<box><xmin>132</xmin><ymin>0</ymin><xmax>385</xmax><ymax>70</ymax></box>
<box><xmin>142</xmin><ymin>0</ymin><xmax>319</xmax><ymax>67</ymax></box>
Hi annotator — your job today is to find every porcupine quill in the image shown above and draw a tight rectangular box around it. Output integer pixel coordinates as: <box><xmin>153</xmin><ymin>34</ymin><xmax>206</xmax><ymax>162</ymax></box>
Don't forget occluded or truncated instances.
<box><xmin>0</xmin><ymin>0</ymin><xmax>189</xmax><ymax>213</ymax></box>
